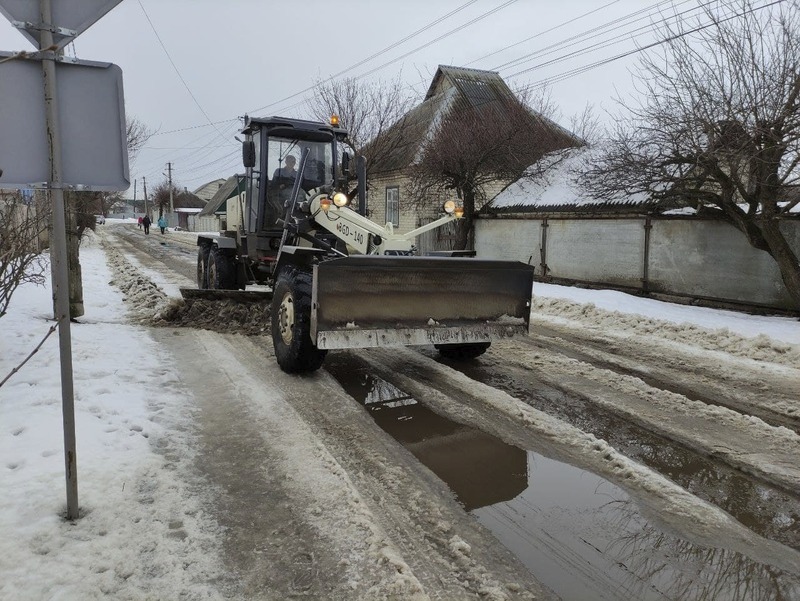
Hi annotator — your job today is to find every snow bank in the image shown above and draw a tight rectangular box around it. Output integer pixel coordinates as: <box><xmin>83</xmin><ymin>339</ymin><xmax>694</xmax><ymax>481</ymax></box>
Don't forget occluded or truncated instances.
<box><xmin>533</xmin><ymin>285</ymin><xmax>800</xmax><ymax>367</ymax></box>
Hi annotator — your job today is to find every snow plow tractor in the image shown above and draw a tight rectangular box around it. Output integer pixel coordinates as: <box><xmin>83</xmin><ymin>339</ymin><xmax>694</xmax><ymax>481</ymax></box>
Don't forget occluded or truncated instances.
<box><xmin>184</xmin><ymin>115</ymin><xmax>534</xmax><ymax>373</ymax></box>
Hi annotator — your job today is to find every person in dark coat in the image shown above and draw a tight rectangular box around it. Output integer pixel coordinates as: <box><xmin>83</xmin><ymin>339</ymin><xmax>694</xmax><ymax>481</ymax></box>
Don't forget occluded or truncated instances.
<box><xmin>142</xmin><ymin>215</ymin><xmax>151</xmax><ymax>234</ymax></box>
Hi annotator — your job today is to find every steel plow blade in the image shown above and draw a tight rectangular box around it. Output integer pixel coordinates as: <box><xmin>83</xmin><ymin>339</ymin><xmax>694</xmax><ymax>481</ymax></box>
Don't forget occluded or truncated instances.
<box><xmin>311</xmin><ymin>256</ymin><xmax>534</xmax><ymax>350</ymax></box>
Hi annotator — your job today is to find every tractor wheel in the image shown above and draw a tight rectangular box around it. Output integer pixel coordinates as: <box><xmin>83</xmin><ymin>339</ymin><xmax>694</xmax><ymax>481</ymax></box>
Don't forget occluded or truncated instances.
<box><xmin>435</xmin><ymin>342</ymin><xmax>491</xmax><ymax>360</ymax></box>
<box><xmin>208</xmin><ymin>247</ymin><xmax>236</xmax><ymax>290</ymax></box>
<box><xmin>271</xmin><ymin>267</ymin><xmax>327</xmax><ymax>373</ymax></box>
<box><xmin>197</xmin><ymin>245</ymin><xmax>210</xmax><ymax>289</ymax></box>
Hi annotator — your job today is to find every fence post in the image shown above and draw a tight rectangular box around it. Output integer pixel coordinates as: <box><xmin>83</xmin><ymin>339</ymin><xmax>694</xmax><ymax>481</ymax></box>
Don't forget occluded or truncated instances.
<box><xmin>539</xmin><ymin>218</ymin><xmax>549</xmax><ymax>278</ymax></box>
<box><xmin>642</xmin><ymin>216</ymin><xmax>652</xmax><ymax>293</ymax></box>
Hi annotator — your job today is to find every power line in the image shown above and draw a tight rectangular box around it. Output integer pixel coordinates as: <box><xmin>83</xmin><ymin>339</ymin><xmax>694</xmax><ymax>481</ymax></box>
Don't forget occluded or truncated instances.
<box><xmin>495</xmin><ymin>0</ymin><xmax>698</xmax><ymax>73</ymax></box>
<box><xmin>246</xmin><ymin>0</ymin><xmax>483</xmax><ymax>115</ymax></box>
<box><xmin>502</xmin><ymin>0</ymin><xmax>705</xmax><ymax>78</ymax></box>
<box><xmin>137</xmin><ymin>0</ymin><xmax>234</xmax><ymax>149</ymax></box>
<box><xmin>513</xmin><ymin>0</ymin><xmax>786</xmax><ymax>89</ymax></box>
<box><xmin>351</xmin><ymin>0</ymin><xmax>520</xmax><ymax>82</ymax></box>
<box><xmin>464</xmin><ymin>0</ymin><xmax>625</xmax><ymax>68</ymax></box>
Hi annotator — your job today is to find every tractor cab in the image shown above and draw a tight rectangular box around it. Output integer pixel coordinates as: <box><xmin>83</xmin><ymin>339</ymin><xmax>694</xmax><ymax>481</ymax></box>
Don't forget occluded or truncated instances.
<box><xmin>240</xmin><ymin>116</ymin><xmax>347</xmax><ymax>263</ymax></box>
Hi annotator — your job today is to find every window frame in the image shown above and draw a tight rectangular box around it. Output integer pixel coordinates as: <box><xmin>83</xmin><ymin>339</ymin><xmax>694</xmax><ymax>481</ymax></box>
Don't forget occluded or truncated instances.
<box><xmin>385</xmin><ymin>186</ymin><xmax>400</xmax><ymax>228</ymax></box>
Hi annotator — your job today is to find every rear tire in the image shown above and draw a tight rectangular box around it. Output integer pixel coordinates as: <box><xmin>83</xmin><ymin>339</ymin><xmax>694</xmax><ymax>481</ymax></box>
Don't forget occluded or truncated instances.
<box><xmin>208</xmin><ymin>247</ymin><xmax>236</xmax><ymax>290</ymax></box>
<box><xmin>271</xmin><ymin>267</ymin><xmax>327</xmax><ymax>373</ymax></box>
<box><xmin>197</xmin><ymin>245</ymin><xmax>210</xmax><ymax>289</ymax></box>
<box><xmin>435</xmin><ymin>342</ymin><xmax>490</xmax><ymax>360</ymax></box>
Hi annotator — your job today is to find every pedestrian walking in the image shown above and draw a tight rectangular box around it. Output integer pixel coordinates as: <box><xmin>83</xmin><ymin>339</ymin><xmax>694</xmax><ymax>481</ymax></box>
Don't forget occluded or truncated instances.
<box><xmin>157</xmin><ymin>216</ymin><xmax>168</xmax><ymax>234</ymax></box>
<box><xmin>142</xmin><ymin>215</ymin><xmax>151</xmax><ymax>235</ymax></box>
<box><xmin>137</xmin><ymin>216</ymin><xmax>143</xmax><ymax>229</ymax></box>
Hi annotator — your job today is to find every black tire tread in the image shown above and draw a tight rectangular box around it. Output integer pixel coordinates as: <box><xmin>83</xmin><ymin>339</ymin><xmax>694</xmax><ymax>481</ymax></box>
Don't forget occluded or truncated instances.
<box><xmin>208</xmin><ymin>247</ymin><xmax>236</xmax><ymax>290</ymax></box>
<box><xmin>271</xmin><ymin>267</ymin><xmax>327</xmax><ymax>373</ymax></box>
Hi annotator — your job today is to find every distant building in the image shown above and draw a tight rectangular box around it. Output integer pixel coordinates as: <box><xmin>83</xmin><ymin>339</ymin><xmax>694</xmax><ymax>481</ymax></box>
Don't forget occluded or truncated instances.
<box><xmin>172</xmin><ymin>188</ymin><xmax>206</xmax><ymax>230</ymax></box>
<box><xmin>193</xmin><ymin>179</ymin><xmax>227</xmax><ymax>203</ymax></box>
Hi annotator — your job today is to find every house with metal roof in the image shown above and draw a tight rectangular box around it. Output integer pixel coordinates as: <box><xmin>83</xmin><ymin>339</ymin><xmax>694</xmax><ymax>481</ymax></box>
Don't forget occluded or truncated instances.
<box><xmin>364</xmin><ymin>65</ymin><xmax>579</xmax><ymax>251</ymax></box>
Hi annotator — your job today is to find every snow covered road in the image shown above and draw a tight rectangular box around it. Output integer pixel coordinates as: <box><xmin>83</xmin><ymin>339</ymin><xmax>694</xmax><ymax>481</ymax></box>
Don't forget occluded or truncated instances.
<box><xmin>3</xmin><ymin>221</ymin><xmax>799</xmax><ymax>600</ymax></box>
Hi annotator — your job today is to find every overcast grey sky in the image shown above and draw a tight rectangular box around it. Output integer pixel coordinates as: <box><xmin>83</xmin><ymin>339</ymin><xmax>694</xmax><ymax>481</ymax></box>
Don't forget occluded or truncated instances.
<box><xmin>0</xmin><ymin>0</ymin><xmax>715</xmax><ymax>197</ymax></box>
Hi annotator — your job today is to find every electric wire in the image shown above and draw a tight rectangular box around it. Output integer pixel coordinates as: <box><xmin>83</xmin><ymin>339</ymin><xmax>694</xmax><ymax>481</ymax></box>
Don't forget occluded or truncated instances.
<box><xmin>512</xmin><ymin>0</ymin><xmax>786</xmax><ymax>90</ymax></box>
<box><xmin>502</xmin><ymin>0</ymin><xmax>706</xmax><ymax>77</ymax></box>
<box><xmin>464</xmin><ymin>0</ymin><xmax>624</xmax><ymax>68</ymax></box>
<box><xmin>246</xmin><ymin>0</ymin><xmax>480</xmax><ymax>115</ymax></box>
<box><xmin>491</xmin><ymin>0</ymin><xmax>687</xmax><ymax>72</ymax></box>
<box><xmin>247</xmin><ymin>0</ymin><xmax>519</xmax><ymax>116</ymax></box>
<box><xmin>136</xmin><ymin>0</ymin><xmax>234</xmax><ymax>149</ymax></box>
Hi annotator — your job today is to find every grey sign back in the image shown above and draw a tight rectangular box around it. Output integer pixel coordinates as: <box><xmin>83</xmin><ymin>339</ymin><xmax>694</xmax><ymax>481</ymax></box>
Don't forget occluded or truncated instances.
<box><xmin>0</xmin><ymin>54</ymin><xmax>129</xmax><ymax>190</ymax></box>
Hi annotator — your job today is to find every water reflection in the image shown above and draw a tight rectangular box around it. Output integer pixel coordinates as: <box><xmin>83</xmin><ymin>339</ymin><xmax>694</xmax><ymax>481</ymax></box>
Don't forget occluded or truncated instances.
<box><xmin>475</xmin><ymin>453</ymin><xmax>800</xmax><ymax>600</ymax></box>
<box><xmin>331</xmin><ymin>357</ymin><xmax>527</xmax><ymax>510</ymax></box>
<box><xmin>439</xmin><ymin>354</ymin><xmax>800</xmax><ymax>551</ymax></box>
<box><xmin>325</xmin><ymin>354</ymin><xmax>800</xmax><ymax>600</ymax></box>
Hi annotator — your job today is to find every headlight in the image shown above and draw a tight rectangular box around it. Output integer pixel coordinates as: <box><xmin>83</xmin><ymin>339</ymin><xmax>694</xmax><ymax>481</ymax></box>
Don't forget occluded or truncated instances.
<box><xmin>332</xmin><ymin>192</ymin><xmax>350</xmax><ymax>207</ymax></box>
<box><xmin>443</xmin><ymin>200</ymin><xmax>456</xmax><ymax>214</ymax></box>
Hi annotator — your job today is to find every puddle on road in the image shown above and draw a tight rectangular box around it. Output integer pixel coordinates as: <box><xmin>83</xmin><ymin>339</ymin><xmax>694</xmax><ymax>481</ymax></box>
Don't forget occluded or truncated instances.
<box><xmin>325</xmin><ymin>354</ymin><xmax>800</xmax><ymax>601</ymax></box>
<box><xmin>433</xmin><ymin>351</ymin><xmax>800</xmax><ymax>553</ymax></box>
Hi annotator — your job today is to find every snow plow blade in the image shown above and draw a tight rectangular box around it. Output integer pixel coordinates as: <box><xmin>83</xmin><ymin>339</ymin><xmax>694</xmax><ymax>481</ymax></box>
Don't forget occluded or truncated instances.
<box><xmin>312</xmin><ymin>256</ymin><xmax>534</xmax><ymax>350</ymax></box>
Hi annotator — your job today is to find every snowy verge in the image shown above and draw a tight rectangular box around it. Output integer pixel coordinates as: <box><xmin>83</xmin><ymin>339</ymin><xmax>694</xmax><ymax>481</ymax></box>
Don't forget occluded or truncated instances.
<box><xmin>0</xmin><ymin>234</ymin><xmax>229</xmax><ymax>599</ymax></box>
<box><xmin>532</xmin><ymin>285</ymin><xmax>800</xmax><ymax>368</ymax></box>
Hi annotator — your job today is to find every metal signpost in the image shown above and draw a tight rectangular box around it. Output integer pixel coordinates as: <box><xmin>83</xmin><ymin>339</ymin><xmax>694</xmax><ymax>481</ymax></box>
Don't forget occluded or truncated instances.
<box><xmin>0</xmin><ymin>0</ymin><xmax>126</xmax><ymax>520</ymax></box>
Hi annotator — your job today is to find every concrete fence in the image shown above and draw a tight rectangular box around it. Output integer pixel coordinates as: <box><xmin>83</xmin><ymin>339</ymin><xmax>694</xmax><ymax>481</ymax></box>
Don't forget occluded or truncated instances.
<box><xmin>475</xmin><ymin>215</ymin><xmax>800</xmax><ymax>311</ymax></box>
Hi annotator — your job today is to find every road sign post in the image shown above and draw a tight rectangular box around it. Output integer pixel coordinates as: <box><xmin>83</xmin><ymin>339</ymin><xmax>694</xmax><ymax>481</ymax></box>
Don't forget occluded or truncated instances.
<box><xmin>40</xmin><ymin>0</ymin><xmax>78</xmax><ymax>521</ymax></box>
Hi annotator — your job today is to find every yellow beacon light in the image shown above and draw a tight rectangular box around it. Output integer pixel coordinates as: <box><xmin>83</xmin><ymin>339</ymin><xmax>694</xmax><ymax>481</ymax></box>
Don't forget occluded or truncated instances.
<box><xmin>320</xmin><ymin>197</ymin><xmax>332</xmax><ymax>212</ymax></box>
<box><xmin>454</xmin><ymin>206</ymin><xmax>465</xmax><ymax>218</ymax></box>
<box><xmin>330</xmin><ymin>114</ymin><xmax>340</xmax><ymax>127</ymax></box>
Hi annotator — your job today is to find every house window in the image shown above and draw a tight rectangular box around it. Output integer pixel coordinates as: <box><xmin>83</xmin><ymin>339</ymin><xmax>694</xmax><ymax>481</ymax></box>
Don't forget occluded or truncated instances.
<box><xmin>385</xmin><ymin>186</ymin><xmax>399</xmax><ymax>227</ymax></box>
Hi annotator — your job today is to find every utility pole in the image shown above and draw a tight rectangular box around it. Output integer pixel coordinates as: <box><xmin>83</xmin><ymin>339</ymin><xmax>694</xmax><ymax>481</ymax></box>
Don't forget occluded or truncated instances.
<box><xmin>167</xmin><ymin>162</ymin><xmax>174</xmax><ymax>217</ymax></box>
<box><xmin>142</xmin><ymin>175</ymin><xmax>148</xmax><ymax>218</ymax></box>
<box><xmin>132</xmin><ymin>178</ymin><xmax>137</xmax><ymax>218</ymax></box>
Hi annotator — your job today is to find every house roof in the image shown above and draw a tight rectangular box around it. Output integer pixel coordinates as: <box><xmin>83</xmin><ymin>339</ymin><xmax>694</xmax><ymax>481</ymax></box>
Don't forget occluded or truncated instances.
<box><xmin>486</xmin><ymin>147</ymin><xmax>800</xmax><ymax>217</ymax></box>
<box><xmin>172</xmin><ymin>189</ymin><xmax>206</xmax><ymax>210</ymax></box>
<box><xmin>485</xmin><ymin>146</ymin><xmax>658</xmax><ymax>215</ymax></box>
<box><xmin>193</xmin><ymin>179</ymin><xmax>227</xmax><ymax>202</ymax></box>
<box><xmin>198</xmin><ymin>175</ymin><xmax>246</xmax><ymax>216</ymax></box>
<box><xmin>367</xmin><ymin>65</ymin><xmax>580</xmax><ymax>176</ymax></box>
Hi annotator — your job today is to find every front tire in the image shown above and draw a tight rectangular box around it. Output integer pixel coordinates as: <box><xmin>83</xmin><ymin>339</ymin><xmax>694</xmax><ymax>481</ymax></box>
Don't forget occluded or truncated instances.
<box><xmin>208</xmin><ymin>247</ymin><xmax>236</xmax><ymax>290</ymax></box>
<box><xmin>435</xmin><ymin>342</ymin><xmax>490</xmax><ymax>360</ymax></box>
<box><xmin>271</xmin><ymin>267</ymin><xmax>327</xmax><ymax>373</ymax></box>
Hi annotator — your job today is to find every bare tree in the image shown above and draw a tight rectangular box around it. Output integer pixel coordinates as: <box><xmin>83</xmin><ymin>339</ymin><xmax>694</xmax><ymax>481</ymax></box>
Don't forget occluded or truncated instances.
<box><xmin>0</xmin><ymin>193</ymin><xmax>49</xmax><ymax>318</ymax></box>
<box><xmin>151</xmin><ymin>180</ymin><xmax>180</xmax><ymax>218</ymax></box>
<box><xmin>582</xmin><ymin>0</ymin><xmax>800</xmax><ymax>307</ymax></box>
<box><xmin>307</xmin><ymin>76</ymin><xmax>416</xmax><ymax>181</ymax></box>
<box><xmin>126</xmin><ymin>116</ymin><xmax>154</xmax><ymax>165</ymax></box>
<box><xmin>408</xmin><ymin>93</ymin><xmax>579</xmax><ymax>249</ymax></box>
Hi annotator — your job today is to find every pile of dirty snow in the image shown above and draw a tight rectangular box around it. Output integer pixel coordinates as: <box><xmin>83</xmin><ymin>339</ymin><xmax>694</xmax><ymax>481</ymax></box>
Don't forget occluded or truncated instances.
<box><xmin>101</xmin><ymin>239</ymin><xmax>271</xmax><ymax>336</ymax></box>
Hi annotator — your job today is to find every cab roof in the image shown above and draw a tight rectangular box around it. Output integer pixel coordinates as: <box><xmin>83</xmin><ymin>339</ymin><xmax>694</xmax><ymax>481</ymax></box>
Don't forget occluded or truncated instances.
<box><xmin>242</xmin><ymin>115</ymin><xmax>348</xmax><ymax>141</ymax></box>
